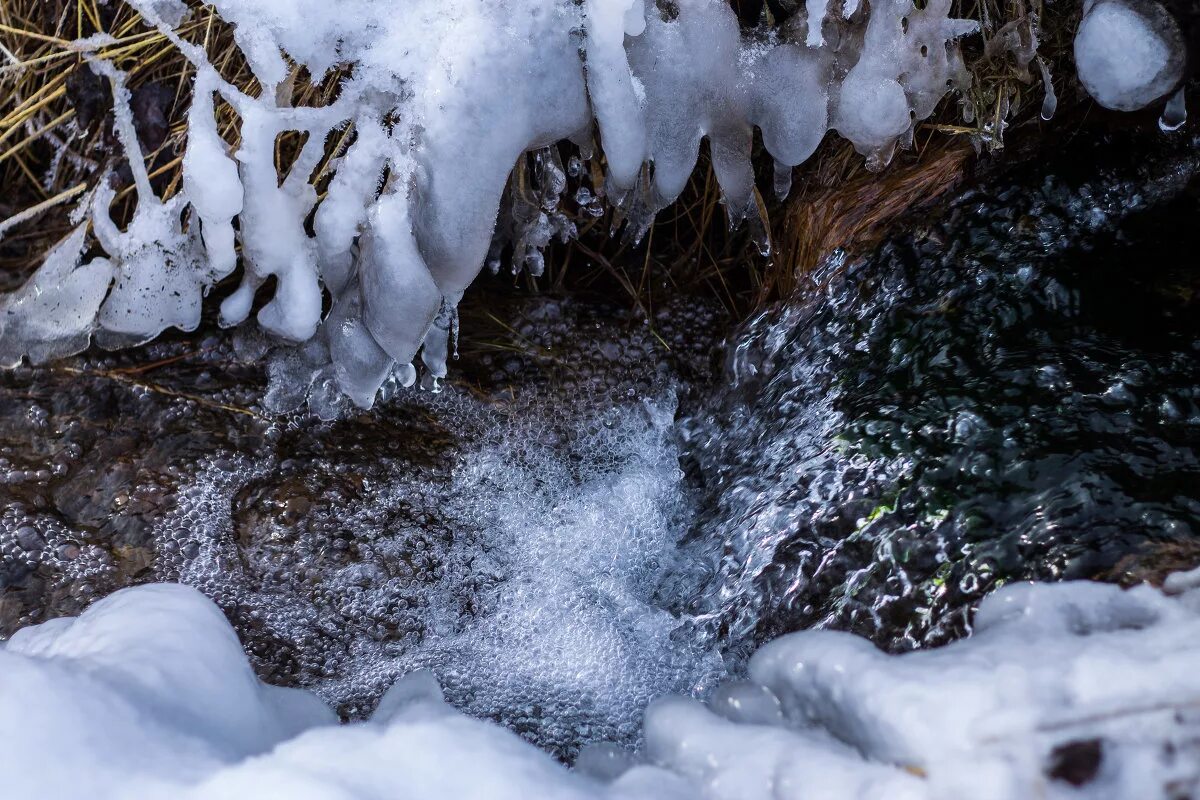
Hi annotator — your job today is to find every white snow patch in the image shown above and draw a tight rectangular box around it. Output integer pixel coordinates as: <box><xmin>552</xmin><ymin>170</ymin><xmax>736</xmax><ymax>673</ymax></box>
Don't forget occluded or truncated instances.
<box><xmin>3</xmin><ymin>577</ymin><xmax>1198</xmax><ymax>799</ymax></box>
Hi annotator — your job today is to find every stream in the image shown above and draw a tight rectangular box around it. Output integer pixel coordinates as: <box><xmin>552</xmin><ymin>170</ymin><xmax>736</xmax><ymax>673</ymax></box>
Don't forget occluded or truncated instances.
<box><xmin>2</xmin><ymin>128</ymin><xmax>1199</xmax><ymax>762</ymax></box>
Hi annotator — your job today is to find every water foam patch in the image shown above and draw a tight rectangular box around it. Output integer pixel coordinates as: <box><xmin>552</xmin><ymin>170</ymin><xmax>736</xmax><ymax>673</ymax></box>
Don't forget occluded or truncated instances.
<box><xmin>149</xmin><ymin>387</ymin><xmax>723</xmax><ymax>756</ymax></box>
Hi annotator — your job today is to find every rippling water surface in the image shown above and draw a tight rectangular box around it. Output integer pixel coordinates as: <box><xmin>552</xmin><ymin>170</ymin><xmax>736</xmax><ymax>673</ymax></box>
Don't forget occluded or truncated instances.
<box><xmin>682</xmin><ymin>131</ymin><xmax>1200</xmax><ymax>659</ymax></box>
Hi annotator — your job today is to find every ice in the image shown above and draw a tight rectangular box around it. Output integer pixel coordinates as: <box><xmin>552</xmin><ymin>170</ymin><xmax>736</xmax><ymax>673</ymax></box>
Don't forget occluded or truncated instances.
<box><xmin>1074</xmin><ymin>0</ymin><xmax>1185</xmax><ymax>112</ymax></box>
<box><xmin>1</xmin><ymin>0</ymin><xmax>986</xmax><ymax>407</ymax></box>
<box><xmin>4</xmin><ymin>575</ymin><xmax>1197</xmax><ymax>799</ymax></box>
<box><xmin>357</xmin><ymin>189</ymin><xmax>442</xmax><ymax>367</ymax></box>
<box><xmin>1159</xmin><ymin>86</ymin><xmax>1188</xmax><ymax>131</ymax></box>
<box><xmin>585</xmin><ymin>0</ymin><xmax>648</xmax><ymax>189</ymax></box>
<box><xmin>644</xmin><ymin>695</ymin><xmax>928</xmax><ymax>800</ymax></box>
<box><xmin>183</xmin><ymin>75</ymin><xmax>243</xmax><ymax>283</ymax></box>
<box><xmin>833</xmin><ymin>0</ymin><xmax>977</xmax><ymax>167</ymax></box>
<box><xmin>1164</xmin><ymin>564</ymin><xmax>1200</xmax><ymax>594</ymax></box>
<box><xmin>0</xmin><ymin>0</ymin><xmax>1181</xmax><ymax>406</ymax></box>
<box><xmin>643</xmin><ymin>577</ymin><xmax>1200</xmax><ymax>799</ymax></box>
<box><xmin>224</xmin><ymin>101</ymin><xmax>324</xmax><ymax>343</ymax></box>
<box><xmin>0</xmin><ymin>225</ymin><xmax>112</xmax><ymax>368</ymax></box>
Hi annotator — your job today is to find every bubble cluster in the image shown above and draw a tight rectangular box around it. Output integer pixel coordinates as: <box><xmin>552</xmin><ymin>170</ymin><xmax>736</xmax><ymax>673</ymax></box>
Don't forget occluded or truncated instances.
<box><xmin>0</xmin><ymin>294</ymin><xmax>725</xmax><ymax>758</ymax></box>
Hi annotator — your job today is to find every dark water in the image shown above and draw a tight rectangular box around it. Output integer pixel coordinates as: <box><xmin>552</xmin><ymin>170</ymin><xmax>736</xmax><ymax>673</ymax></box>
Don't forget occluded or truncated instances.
<box><xmin>2</xmin><ymin>127</ymin><xmax>1199</xmax><ymax>757</ymax></box>
<box><xmin>680</xmin><ymin>130</ymin><xmax>1200</xmax><ymax>660</ymax></box>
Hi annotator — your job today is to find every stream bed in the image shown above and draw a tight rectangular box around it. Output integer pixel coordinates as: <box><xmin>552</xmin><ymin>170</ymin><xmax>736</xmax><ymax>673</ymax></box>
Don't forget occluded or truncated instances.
<box><xmin>2</xmin><ymin>129</ymin><xmax>1200</xmax><ymax>765</ymax></box>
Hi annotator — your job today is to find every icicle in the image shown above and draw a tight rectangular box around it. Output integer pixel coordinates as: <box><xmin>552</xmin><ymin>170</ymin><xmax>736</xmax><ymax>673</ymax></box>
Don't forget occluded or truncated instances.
<box><xmin>773</xmin><ymin>161</ymin><xmax>794</xmax><ymax>202</ymax></box>
<box><xmin>806</xmin><ymin>0</ymin><xmax>830</xmax><ymax>46</ymax></box>
<box><xmin>1159</xmin><ymin>87</ymin><xmax>1187</xmax><ymax>132</ymax></box>
<box><xmin>1036</xmin><ymin>56</ymin><xmax>1057</xmax><ymax>121</ymax></box>
<box><xmin>183</xmin><ymin>69</ymin><xmax>243</xmax><ymax>282</ymax></box>
<box><xmin>747</xmin><ymin>189</ymin><xmax>772</xmax><ymax>258</ymax></box>
<box><xmin>1</xmin><ymin>0</ymin><xmax>999</xmax><ymax>405</ymax></box>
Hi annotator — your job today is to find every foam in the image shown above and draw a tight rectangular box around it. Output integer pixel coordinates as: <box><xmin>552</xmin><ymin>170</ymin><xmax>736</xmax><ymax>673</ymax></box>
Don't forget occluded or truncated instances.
<box><xmin>150</xmin><ymin>387</ymin><xmax>723</xmax><ymax>755</ymax></box>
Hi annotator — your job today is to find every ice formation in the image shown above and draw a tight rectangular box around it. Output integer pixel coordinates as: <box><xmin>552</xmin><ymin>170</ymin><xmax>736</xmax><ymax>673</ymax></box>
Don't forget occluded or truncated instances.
<box><xmin>0</xmin><ymin>0</ymin><xmax>981</xmax><ymax>406</ymax></box>
<box><xmin>1074</xmin><ymin>0</ymin><xmax>1186</xmax><ymax>114</ymax></box>
<box><xmin>3</xmin><ymin>576</ymin><xmax>1198</xmax><ymax>799</ymax></box>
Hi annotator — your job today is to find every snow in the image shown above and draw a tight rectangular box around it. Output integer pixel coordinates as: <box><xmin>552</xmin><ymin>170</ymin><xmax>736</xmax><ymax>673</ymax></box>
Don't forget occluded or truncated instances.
<box><xmin>3</xmin><ymin>576</ymin><xmax>1198</xmax><ymax>799</ymax></box>
<box><xmin>1</xmin><ymin>0</ymin><xmax>980</xmax><ymax>408</ymax></box>
<box><xmin>0</xmin><ymin>584</ymin><xmax>332</xmax><ymax>799</ymax></box>
<box><xmin>1074</xmin><ymin>0</ymin><xmax>1185</xmax><ymax>112</ymax></box>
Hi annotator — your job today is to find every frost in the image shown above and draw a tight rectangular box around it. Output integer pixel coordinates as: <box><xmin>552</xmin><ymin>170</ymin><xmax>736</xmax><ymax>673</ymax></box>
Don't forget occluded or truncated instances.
<box><xmin>0</xmin><ymin>0</ymin><xmax>982</xmax><ymax>407</ymax></box>
<box><xmin>3</xmin><ymin>577</ymin><xmax>1198</xmax><ymax>799</ymax></box>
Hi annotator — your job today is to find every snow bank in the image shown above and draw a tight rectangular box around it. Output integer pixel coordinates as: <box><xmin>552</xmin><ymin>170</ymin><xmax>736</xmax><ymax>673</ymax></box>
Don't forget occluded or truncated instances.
<box><xmin>0</xmin><ymin>0</ymin><xmax>979</xmax><ymax>407</ymax></box>
<box><xmin>3</xmin><ymin>577</ymin><xmax>1197</xmax><ymax>799</ymax></box>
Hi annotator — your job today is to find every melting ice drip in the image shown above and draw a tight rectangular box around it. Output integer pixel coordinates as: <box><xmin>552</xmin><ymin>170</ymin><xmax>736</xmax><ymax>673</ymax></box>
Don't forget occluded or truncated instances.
<box><xmin>0</xmin><ymin>0</ymin><xmax>982</xmax><ymax>408</ymax></box>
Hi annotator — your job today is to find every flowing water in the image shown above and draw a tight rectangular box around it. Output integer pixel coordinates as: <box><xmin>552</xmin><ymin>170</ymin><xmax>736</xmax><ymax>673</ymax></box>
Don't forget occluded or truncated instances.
<box><xmin>679</xmin><ymin>130</ymin><xmax>1200</xmax><ymax>661</ymax></box>
<box><xmin>2</xmin><ymin>129</ymin><xmax>1199</xmax><ymax>760</ymax></box>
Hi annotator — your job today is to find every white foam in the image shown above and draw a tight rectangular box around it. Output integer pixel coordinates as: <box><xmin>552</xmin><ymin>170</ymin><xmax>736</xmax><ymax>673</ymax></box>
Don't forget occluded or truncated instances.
<box><xmin>152</xmin><ymin>389</ymin><xmax>723</xmax><ymax>754</ymax></box>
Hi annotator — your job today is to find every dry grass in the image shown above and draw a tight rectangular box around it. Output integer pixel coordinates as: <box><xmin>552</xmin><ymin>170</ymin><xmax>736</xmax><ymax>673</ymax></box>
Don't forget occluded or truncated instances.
<box><xmin>0</xmin><ymin>0</ymin><xmax>339</xmax><ymax>282</ymax></box>
<box><xmin>0</xmin><ymin>0</ymin><xmax>1073</xmax><ymax>317</ymax></box>
<box><xmin>765</xmin><ymin>135</ymin><xmax>975</xmax><ymax>300</ymax></box>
